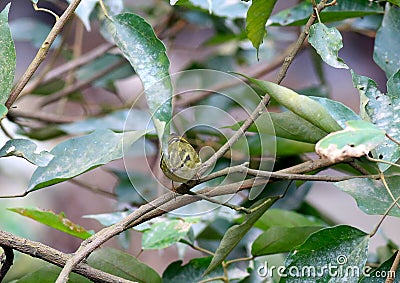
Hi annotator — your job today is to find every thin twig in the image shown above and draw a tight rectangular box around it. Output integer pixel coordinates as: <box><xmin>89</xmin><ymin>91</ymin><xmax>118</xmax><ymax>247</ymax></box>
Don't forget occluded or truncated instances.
<box><xmin>69</xmin><ymin>179</ymin><xmax>118</xmax><ymax>200</ymax></box>
<box><xmin>0</xmin><ymin>122</ymin><xmax>13</xmax><ymax>139</ymax></box>
<box><xmin>385</xmin><ymin>250</ymin><xmax>400</xmax><ymax>283</ymax></box>
<box><xmin>0</xmin><ymin>245</ymin><xmax>14</xmax><ymax>281</ymax></box>
<box><xmin>370</xmin><ymin>195</ymin><xmax>400</xmax><ymax>237</ymax></box>
<box><xmin>8</xmin><ymin>109</ymin><xmax>80</xmax><ymax>123</ymax></box>
<box><xmin>5</xmin><ymin>0</ymin><xmax>83</xmax><ymax>110</ymax></box>
<box><xmin>21</xmin><ymin>43</ymin><xmax>114</xmax><ymax>96</ymax></box>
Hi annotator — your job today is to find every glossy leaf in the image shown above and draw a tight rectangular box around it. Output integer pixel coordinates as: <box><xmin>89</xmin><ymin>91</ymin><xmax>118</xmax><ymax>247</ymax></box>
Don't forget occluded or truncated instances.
<box><xmin>109</xmin><ymin>13</ymin><xmax>172</xmax><ymax>154</ymax></box>
<box><xmin>27</xmin><ymin>129</ymin><xmax>147</xmax><ymax>192</ymax></box>
<box><xmin>8</xmin><ymin>207</ymin><xmax>92</xmax><ymax>239</ymax></box>
<box><xmin>359</xmin><ymin>252</ymin><xmax>400</xmax><ymax>282</ymax></box>
<box><xmin>0</xmin><ymin>3</ymin><xmax>16</xmax><ymax>105</ymax></box>
<box><xmin>0</xmin><ymin>139</ymin><xmax>54</xmax><ymax>166</ymax></box>
<box><xmin>87</xmin><ymin>248</ymin><xmax>162</xmax><ymax>283</ymax></box>
<box><xmin>163</xmin><ymin>256</ymin><xmax>247</xmax><ymax>283</ymax></box>
<box><xmin>228</xmin><ymin>111</ymin><xmax>327</xmax><ymax>144</ymax></box>
<box><xmin>252</xmin><ymin>226</ymin><xmax>322</xmax><ymax>256</ymax></box>
<box><xmin>316</xmin><ymin>120</ymin><xmax>386</xmax><ymax>162</ymax></box>
<box><xmin>204</xmin><ymin>197</ymin><xmax>278</xmax><ymax>275</ymax></box>
<box><xmin>163</xmin><ymin>257</ymin><xmax>222</xmax><ymax>283</ymax></box>
<box><xmin>246</xmin><ymin>0</ymin><xmax>277</xmax><ymax>54</ymax></box>
<box><xmin>276</xmin><ymin>138</ymin><xmax>315</xmax><ymax>156</ymax></box>
<box><xmin>282</xmin><ymin>225</ymin><xmax>369</xmax><ymax>282</ymax></box>
<box><xmin>255</xmin><ymin>208</ymin><xmax>324</xmax><ymax>230</ymax></box>
<box><xmin>308</xmin><ymin>23</ymin><xmax>348</xmax><ymax>69</ymax></box>
<box><xmin>142</xmin><ymin>219</ymin><xmax>192</xmax><ymax>250</ymax></box>
<box><xmin>68</xmin><ymin>0</ymin><xmax>98</xmax><ymax>31</ymax></box>
<box><xmin>373</xmin><ymin>4</ymin><xmax>400</xmax><ymax>78</ymax></box>
<box><xmin>268</xmin><ymin>0</ymin><xmax>383</xmax><ymax>27</ymax></box>
<box><xmin>335</xmin><ymin>175</ymin><xmax>400</xmax><ymax>217</ymax></box>
<box><xmin>310</xmin><ymin>96</ymin><xmax>360</xmax><ymax>128</ymax></box>
<box><xmin>352</xmin><ymin>71</ymin><xmax>400</xmax><ymax>171</ymax></box>
<box><xmin>243</xmin><ymin>76</ymin><xmax>342</xmax><ymax>133</ymax></box>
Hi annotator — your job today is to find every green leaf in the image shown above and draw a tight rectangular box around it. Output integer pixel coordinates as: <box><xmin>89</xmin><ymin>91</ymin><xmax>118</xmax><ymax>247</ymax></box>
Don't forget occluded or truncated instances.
<box><xmin>109</xmin><ymin>13</ymin><xmax>172</xmax><ymax>153</ymax></box>
<box><xmin>352</xmin><ymin>71</ymin><xmax>400</xmax><ymax>171</ymax></box>
<box><xmin>163</xmin><ymin>257</ymin><xmax>223</xmax><ymax>283</ymax></box>
<box><xmin>0</xmin><ymin>139</ymin><xmax>54</xmax><ymax>166</ymax></box>
<box><xmin>308</xmin><ymin>23</ymin><xmax>348</xmax><ymax>69</ymax></box>
<box><xmin>255</xmin><ymin>208</ymin><xmax>325</xmax><ymax>230</ymax></box>
<box><xmin>204</xmin><ymin>197</ymin><xmax>278</xmax><ymax>275</ymax></box>
<box><xmin>12</xmin><ymin>265</ymin><xmax>90</xmax><ymax>283</ymax></box>
<box><xmin>87</xmin><ymin>248</ymin><xmax>161</xmax><ymax>283</ymax></box>
<box><xmin>268</xmin><ymin>0</ymin><xmax>383</xmax><ymax>27</ymax></box>
<box><xmin>245</xmin><ymin>0</ymin><xmax>277</xmax><ymax>55</ymax></box>
<box><xmin>0</xmin><ymin>3</ymin><xmax>16</xmax><ymax>105</ymax></box>
<box><xmin>276</xmin><ymin>138</ymin><xmax>315</xmax><ymax>156</ymax></box>
<box><xmin>360</xmin><ymin>252</ymin><xmax>400</xmax><ymax>282</ymax></box>
<box><xmin>310</xmin><ymin>96</ymin><xmax>361</xmax><ymax>128</ymax></box>
<box><xmin>242</xmin><ymin>76</ymin><xmax>342</xmax><ymax>133</ymax></box>
<box><xmin>9</xmin><ymin>17</ymin><xmax>61</xmax><ymax>49</ymax></box>
<box><xmin>68</xmin><ymin>0</ymin><xmax>98</xmax><ymax>31</ymax></box>
<box><xmin>228</xmin><ymin>111</ymin><xmax>327</xmax><ymax>144</ymax></box>
<box><xmin>387</xmin><ymin>0</ymin><xmax>400</xmax><ymax>6</ymax></box>
<box><xmin>281</xmin><ymin>225</ymin><xmax>369</xmax><ymax>282</ymax></box>
<box><xmin>0</xmin><ymin>104</ymin><xmax>7</xmax><ymax>119</ymax></box>
<box><xmin>373</xmin><ymin>4</ymin><xmax>400</xmax><ymax>78</ymax></box>
<box><xmin>316</xmin><ymin>120</ymin><xmax>386</xmax><ymax>162</ymax></box>
<box><xmin>142</xmin><ymin>219</ymin><xmax>192</xmax><ymax>250</ymax></box>
<box><xmin>335</xmin><ymin>175</ymin><xmax>400</xmax><ymax>217</ymax></box>
<box><xmin>27</xmin><ymin>129</ymin><xmax>146</xmax><ymax>192</ymax></box>
<box><xmin>8</xmin><ymin>207</ymin><xmax>92</xmax><ymax>239</ymax></box>
<box><xmin>252</xmin><ymin>226</ymin><xmax>322</xmax><ymax>256</ymax></box>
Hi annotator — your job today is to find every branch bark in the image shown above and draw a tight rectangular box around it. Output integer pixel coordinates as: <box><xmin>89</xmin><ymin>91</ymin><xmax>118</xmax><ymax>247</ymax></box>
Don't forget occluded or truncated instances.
<box><xmin>0</xmin><ymin>230</ymin><xmax>134</xmax><ymax>283</ymax></box>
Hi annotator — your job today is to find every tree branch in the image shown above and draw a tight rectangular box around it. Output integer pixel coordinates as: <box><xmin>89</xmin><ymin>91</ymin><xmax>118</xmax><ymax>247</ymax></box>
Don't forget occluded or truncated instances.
<box><xmin>5</xmin><ymin>0</ymin><xmax>83</xmax><ymax>109</ymax></box>
<box><xmin>0</xmin><ymin>245</ymin><xmax>14</xmax><ymax>281</ymax></box>
<box><xmin>0</xmin><ymin>230</ymin><xmax>134</xmax><ymax>283</ymax></box>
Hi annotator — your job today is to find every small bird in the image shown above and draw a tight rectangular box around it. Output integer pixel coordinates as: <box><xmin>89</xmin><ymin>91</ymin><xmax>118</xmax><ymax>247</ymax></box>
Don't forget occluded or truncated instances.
<box><xmin>160</xmin><ymin>134</ymin><xmax>201</xmax><ymax>187</ymax></box>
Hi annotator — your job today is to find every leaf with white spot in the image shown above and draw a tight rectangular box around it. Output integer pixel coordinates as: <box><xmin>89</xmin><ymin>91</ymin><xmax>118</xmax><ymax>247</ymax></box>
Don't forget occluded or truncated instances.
<box><xmin>27</xmin><ymin>129</ymin><xmax>146</xmax><ymax>192</ymax></box>
<box><xmin>142</xmin><ymin>219</ymin><xmax>193</xmax><ymax>250</ymax></box>
<box><xmin>308</xmin><ymin>23</ymin><xmax>349</xmax><ymax>69</ymax></box>
<box><xmin>352</xmin><ymin>70</ymin><xmax>400</xmax><ymax>171</ymax></box>
<box><xmin>107</xmin><ymin>13</ymin><xmax>172</xmax><ymax>154</ymax></box>
<box><xmin>0</xmin><ymin>139</ymin><xmax>54</xmax><ymax>166</ymax></box>
<box><xmin>316</xmin><ymin>120</ymin><xmax>385</xmax><ymax>162</ymax></box>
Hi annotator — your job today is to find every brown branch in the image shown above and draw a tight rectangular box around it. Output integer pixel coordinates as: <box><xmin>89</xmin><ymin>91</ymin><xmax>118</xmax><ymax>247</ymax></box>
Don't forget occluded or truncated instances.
<box><xmin>5</xmin><ymin>0</ymin><xmax>83</xmax><ymax>109</ymax></box>
<box><xmin>0</xmin><ymin>245</ymin><xmax>14</xmax><ymax>281</ymax></box>
<box><xmin>0</xmin><ymin>230</ymin><xmax>134</xmax><ymax>283</ymax></box>
<box><xmin>8</xmin><ymin>109</ymin><xmax>80</xmax><ymax>124</ymax></box>
<box><xmin>21</xmin><ymin>43</ymin><xmax>114</xmax><ymax>96</ymax></box>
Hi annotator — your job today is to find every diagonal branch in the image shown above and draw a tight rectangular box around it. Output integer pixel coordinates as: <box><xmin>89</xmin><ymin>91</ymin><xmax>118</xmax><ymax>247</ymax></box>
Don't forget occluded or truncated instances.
<box><xmin>0</xmin><ymin>230</ymin><xmax>134</xmax><ymax>283</ymax></box>
<box><xmin>5</xmin><ymin>0</ymin><xmax>82</xmax><ymax>109</ymax></box>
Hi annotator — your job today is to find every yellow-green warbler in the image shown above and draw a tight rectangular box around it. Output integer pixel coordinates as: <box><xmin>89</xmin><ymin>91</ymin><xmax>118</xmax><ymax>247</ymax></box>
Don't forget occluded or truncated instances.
<box><xmin>160</xmin><ymin>134</ymin><xmax>201</xmax><ymax>183</ymax></box>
